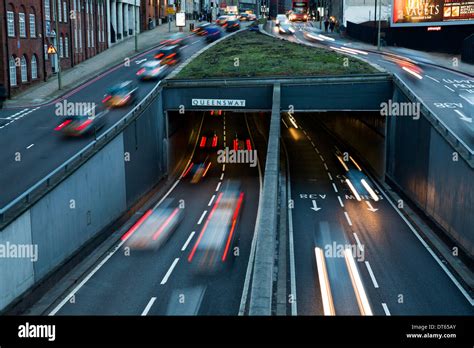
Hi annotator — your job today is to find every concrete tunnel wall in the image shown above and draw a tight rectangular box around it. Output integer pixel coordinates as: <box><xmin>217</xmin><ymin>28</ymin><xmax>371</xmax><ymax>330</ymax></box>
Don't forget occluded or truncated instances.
<box><xmin>0</xmin><ymin>95</ymin><xmax>168</xmax><ymax>312</ymax></box>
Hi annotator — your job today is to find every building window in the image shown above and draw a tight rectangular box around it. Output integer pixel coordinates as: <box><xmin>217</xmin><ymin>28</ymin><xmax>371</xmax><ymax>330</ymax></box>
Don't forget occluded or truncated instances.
<box><xmin>44</xmin><ymin>0</ymin><xmax>50</xmax><ymax>20</ymax></box>
<box><xmin>57</xmin><ymin>0</ymin><xmax>62</xmax><ymax>22</ymax></box>
<box><xmin>65</xmin><ymin>36</ymin><xmax>69</xmax><ymax>57</ymax></box>
<box><xmin>29</xmin><ymin>13</ymin><xmax>36</xmax><ymax>37</ymax></box>
<box><xmin>59</xmin><ymin>36</ymin><xmax>64</xmax><ymax>57</ymax></box>
<box><xmin>9</xmin><ymin>57</ymin><xmax>17</xmax><ymax>86</ymax></box>
<box><xmin>19</xmin><ymin>12</ymin><xmax>26</xmax><ymax>37</ymax></box>
<box><xmin>44</xmin><ymin>44</ymin><xmax>49</xmax><ymax>60</ymax></box>
<box><xmin>7</xmin><ymin>11</ymin><xmax>15</xmax><ymax>37</ymax></box>
<box><xmin>20</xmin><ymin>56</ymin><xmax>28</xmax><ymax>83</ymax></box>
<box><xmin>63</xmin><ymin>2</ymin><xmax>67</xmax><ymax>22</ymax></box>
<box><xmin>31</xmin><ymin>55</ymin><xmax>38</xmax><ymax>79</ymax></box>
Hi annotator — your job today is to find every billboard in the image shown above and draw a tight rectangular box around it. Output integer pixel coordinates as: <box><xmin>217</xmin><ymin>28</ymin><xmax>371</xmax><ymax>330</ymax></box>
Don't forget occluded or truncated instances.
<box><xmin>391</xmin><ymin>0</ymin><xmax>474</xmax><ymax>26</ymax></box>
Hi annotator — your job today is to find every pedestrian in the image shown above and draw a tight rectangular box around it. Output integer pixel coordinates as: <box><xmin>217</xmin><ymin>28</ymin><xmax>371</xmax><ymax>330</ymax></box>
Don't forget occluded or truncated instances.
<box><xmin>324</xmin><ymin>17</ymin><xmax>329</xmax><ymax>32</ymax></box>
<box><xmin>329</xmin><ymin>19</ymin><xmax>335</xmax><ymax>32</ymax></box>
<box><xmin>0</xmin><ymin>83</ymin><xmax>6</xmax><ymax>109</ymax></box>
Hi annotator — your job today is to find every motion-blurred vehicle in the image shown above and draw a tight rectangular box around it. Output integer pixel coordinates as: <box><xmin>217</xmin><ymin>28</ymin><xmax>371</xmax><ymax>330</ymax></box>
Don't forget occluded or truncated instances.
<box><xmin>233</xmin><ymin>132</ymin><xmax>252</xmax><ymax>151</ymax></box>
<box><xmin>161</xmin><ymin>32</ymin><xmax>190</xmax><ymax>47</ymax></box>
<box><xmin>248</xmin><ymin>13</ymin><xmax>256</xmax><ymax>21</ymax></box>
<box><xmin>275</xmin><ymin>14</ymin><xmax>287</xmax><ymax>26</ymax></box>
<box><xmin>154</xmin><ymin>45</ymin><xmax>181</xmax><ymax>65</ymax></box>
<box><xmin>279</xmin><ymin>22</ymin><xmax>295</xmax><ymax>34</ymax></box>
<box><xmin>226</xmin><ymin>19</ymin><xmax>240</xmax><ymax>32</ymax></box>
<box><xmin>382</xmin><ymin>54</ymin><xmax>423</xmax><ymax>80</ymax></box>
<box><xmin>289</xmin><ymin>0</ymin><xmax>309</xmax><ymax>22</ymax></box>
<box><xmin>239</xmin><ymin>13</ymin><xmax>249</xmax><ymax>21</ymax></box>
<box><xmin>200</xmin><ymin>130</ymin><xmax>219</xmax><ymax>149</ymax></box>
<box><xmin>54</xmin><ymin>104</ymin><xmax>109</xmax><ymax>137</ymax></box>
<box><xmin>182</xmin><ymin>153</ymin><xmax>212</xmax><ymax>184</ymax></box>
<box><xmin>204</xmin><ymin>25</ymin><xmax>222</xmax><ymax>43</ymax></box>
<box><xmin>124</xmin><ymin>198</ymin><xmax>184</xmax><ymax>250</ymax></box>
<box><xmin>102</xmin><ymin>80</ymin><xmax>138</xmax><ymax>108</ymax></box>
<box><xmin>136</xmin><ymin>61</ymin><xmax>169</xmax><ymax>80</ymax></box>
<box><xmin>193</xmin><ymin>22</ymin><xmax>211</xmax><ymax>36</ymax></box>
<box><xmin>216</xmin><ymin>15</ymin><xmax>229</xmax><ymax>26</ymax></box>
<box><xmin>187</xmin><ymin>180</ymin><xmax>244</xmax><ymax>274</ymax></box>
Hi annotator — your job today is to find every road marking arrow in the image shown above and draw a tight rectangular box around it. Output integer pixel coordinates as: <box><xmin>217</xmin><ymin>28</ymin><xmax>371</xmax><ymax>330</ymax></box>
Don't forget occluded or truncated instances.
<box><xmin>311</xmin><ymin>200</ymin><xmax>322</xmax><ymax>212</ymax></box>
<box><xmin>454</xmin><ymin>109</ymin><xmax>472</xmax><ymax>123</ymax></box>
<box><xmin>365</xmin><ymin>201</ymin><xmax>378</xmax><ymax>212</ymax></box>
<box><xmin>319</xmin><ymin>194</ymin><xmax>326</xmax><ymax>199</ymax></box>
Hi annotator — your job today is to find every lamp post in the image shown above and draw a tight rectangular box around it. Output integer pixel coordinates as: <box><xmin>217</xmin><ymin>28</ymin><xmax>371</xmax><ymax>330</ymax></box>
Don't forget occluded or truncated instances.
<box><xmin>135</xmin><ymin>0</ymin><xmax>138</xmax><ymax>52</ymax></box>
<box><xmin>52</xmin><ymin>0</ymin><xmax>62</xmax><ymax>89</ymax></box>
<box><xmin>376</xmin><ymin>0</ymin><xmax>382</xmax><ymax>50</ymax></box>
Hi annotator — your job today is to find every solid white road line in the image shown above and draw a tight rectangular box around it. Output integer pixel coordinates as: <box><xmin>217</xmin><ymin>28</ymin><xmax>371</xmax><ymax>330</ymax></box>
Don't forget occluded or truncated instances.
<box><xmin>382</xmin><ymin>303</ymin><xmax>391</xmax><ymax>315</ymax></box>
<box><xmin>365</xmin><ymin>261</ymin><xmax>379</xmax><ymax>288</ymax></box>
<box><xmin>353</xmin><ymin>232</ymin><xmax>363</xmax><ymax>252</ymax></box>
<box><xmin>160</xmin><ymin>258</ymin><xmax>179</xmax><ymax>285</ymax></box>
<box><xmin>215</xmin><ymin>182</ymin><xmax>221</xmax><ymax>192</ymax></box>
<box><xmin>197</xmin><ymin>210</ymin><xmax>207</xmax><ymax>225</ymax></box>
<box><xmin>141</xmin><ymin>297</ymin><xmax>157</xmax><ymax>316</ymax></box>
<box><xmin>444</xmin><ymin>85</ymin><xmax>455</xmax><ymax>92</ymax></box>
<box><xmin>208</xmin><ymin>195</ymin><xmax>216</xmax><ymax>206</ymax></box>
<box><xmin>368</xmin><ymin>168</ymin><xmax>474</xmax><ymax>305</ymax></box>
<box><xmin>282</xmin><ymin>118</ymin><xmax>289</xmax><ymax>128</ymax></box>
<box><xmin>286</xmin><ymin>150</ymin><xmax>298</xmax><ymax>316</ymax></box>
<box><xmin>320</xmin><ymin>155</ymin><xmax>325</xmax><ymax>162</ymax></box>
<box><xmin>332</xmin><ymin>183</ymin><xmax>338</xmax><ymax>193</ymax></box>
<box><xmin>181</xmin><ymin>231</ymin><xmax>196</xmax><ymax>251</ymax></box>
<box><xmin>337</xmin><ymin>196</ymin><xmax>344</xmax><ymax>208</ymax></box>
<box><xmin>425</xmin><ymin>75</ymin><xmax>440</xmax><ymax>83</ymax></box>
<box><xmin>344</xmin><ymin>211</ymin><xmax>353</xmax><ymax>226</ymax></box>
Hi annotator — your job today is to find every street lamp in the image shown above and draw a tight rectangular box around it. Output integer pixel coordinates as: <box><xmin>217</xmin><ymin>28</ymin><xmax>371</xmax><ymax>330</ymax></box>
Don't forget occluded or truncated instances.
<box><xmin>377</xmin><ymin>0</ymin><xmax>382</xmax><ymax>50</ymax></box>
<box><xmin>135</xmin><ymin>0</ymin><xmax>138</xmax><ymax>52</ymax></box>
<box><xmin>52</xmin><ymin>0</ymin><xmax>62</xmax><ymax>90</ymax></box>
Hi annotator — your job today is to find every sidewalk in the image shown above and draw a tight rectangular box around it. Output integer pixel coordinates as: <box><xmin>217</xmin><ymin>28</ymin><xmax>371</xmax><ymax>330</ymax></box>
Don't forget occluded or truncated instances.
<box><xmin>5</xmin><ymin>21</ymin><xmax>198</xmax><ymax>108</ymax></box>
<box><xmin>307</xmin><ymin>24</ymin><xmax>474</xmax><ymax>76</ymax></box>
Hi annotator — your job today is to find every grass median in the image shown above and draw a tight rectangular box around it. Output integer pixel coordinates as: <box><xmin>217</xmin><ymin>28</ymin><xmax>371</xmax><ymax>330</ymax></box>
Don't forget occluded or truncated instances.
<box><xmin>175</xmin><ymin>30</ymin><xmax>377</xmax><ymax>79</ymax></box>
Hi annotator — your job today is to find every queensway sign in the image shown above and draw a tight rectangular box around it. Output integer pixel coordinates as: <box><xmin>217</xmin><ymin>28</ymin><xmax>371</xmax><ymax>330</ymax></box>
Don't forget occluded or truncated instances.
<box><xmin>191</xmin><ymin>99</ymin><xmax>246</xmax><ymax>107</ymax></box>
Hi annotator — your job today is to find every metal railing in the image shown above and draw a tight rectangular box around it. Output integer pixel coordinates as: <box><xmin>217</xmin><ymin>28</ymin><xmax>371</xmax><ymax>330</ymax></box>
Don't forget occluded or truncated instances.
<box><xmin>0</xmin><ymin>81</ymin><xmax>162</xmax><ymax>230</ymax></box>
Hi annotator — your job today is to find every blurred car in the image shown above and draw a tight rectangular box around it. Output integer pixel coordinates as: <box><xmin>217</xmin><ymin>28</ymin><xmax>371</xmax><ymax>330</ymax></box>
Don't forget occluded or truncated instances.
<box><xmin>102</xmin><ymin>81</ymin><xmax>138</xmax><ymax>108</ymax></box>
<box><xmin>182</xmin><ymin>153</ymin><xmax>212</xmax><ymax>184</ymax></box>
<box><xmin>279</xmin><ymin>22</ymin><xmax>295</xmax><ymax>34</ymax></box>
<box><xmin>226</xmin><ymin>18</ymin><xmax>240</xmax><ymax>32</ymax></box>
<box><xmin>216</xmin><ymin>15</ymin><xmax>229</xmax><ymax>26</ymax></box>
<box><xmin>204</xmin><ymin>25</ymin><xmax>222</xmax><ymax>43</ymax></box>
<box><xmin>199</xmin><ymin>130</ymin><xmax>219</xmax><ymax>149</ymax></box>
<box><xmin>136</xmin><ymin>61</ymin><xmax>169</xmax><ymax>80</ymax></box>
<box><xmin>233</xmin><ymin>132</ymin><xmax>252</xmax><ymax>151</ymax></box>
<box><xmin>248</xmin><ymin>13</ymin><xmax>256</xmax><ymax>21</ymax></box>
<box><xmin>193</xmin><ymin>22</ymin><xmax>211</xmax><ymax>36</ymax></box>
<box><xmin>124</xmin><ymin>199</ymin><xmax>184</xmax><ymax>250</ymax></box>
<box><xmin>161</xmin><ymin>32</ymin><xmax>190</xmax><ymax>47</ymax></box>
<box><xmin>275</xmin><ymin>14</ymin><xmax>287</xmax><ymax>26</ymax></box>
<box><xmin>187</xmin><ymin>180</ymin><xmax>244</xmax><ymax>274</ymax></box>
<box><xmin>239</xmin><ymin>13</ymin><xmax>249</xmax><ymax>21</ymax></box>
<box><xmin>382</xmin><ymin>54</ymin><xmax>423</xmax><ymax>80</ymax></box>
<box><xmin>154</xmin><ymin>45</ymin><xmax>181</xmax><ymax>65</ymax></box>
<box><xmin>248</xmin><ymin>23</ymin><xmax>259</xmax><ymax>31</ymax></box>
<box><xmin>54</xmin><ymin>104</ymin><xmax>109</xmax><ymax>137</ymax></box>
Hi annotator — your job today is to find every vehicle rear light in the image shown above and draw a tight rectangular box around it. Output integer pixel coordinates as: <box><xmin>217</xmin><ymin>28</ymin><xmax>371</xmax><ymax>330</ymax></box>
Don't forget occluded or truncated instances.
<box><xmin>223</xmin><ymin>23</ymin><xmax>228</xmax><ymax>27</ymax></box>
<box><xmin>233</xmin><ymin>139</ymin><xmax>238</xmax><ymax>151</ymax></box>
<box><xmin>152</xmin><ymin>68</ymin><xmax>161</xmax><ymax>74</ymax></box>
<box><xmin>54</xmin><ymin>119</ymin><xmax>72</xmax><ymax>131</ymax></box>
<box><xmin>165</xmin><ymin>53</ymin><xmax>177</xmax><ymax>59</ymax></box>
<box><xmin>212</xmin><ymin>136</ymin><xmax>218</xmax><ymax>147</ymax></box>
<box><xmin>200</xmin><ymin>136</ymin><xmax>207</xmax><ymax>148</ymax></box>
<box><xmin>102</xmin><ymin>95</ymin><xmax>112</xmax><ymax>103</ymax></box>
<box><xmin>155</xmin><ymin>53</ymin><xmax>164</xmax><ymax>59</ymax></box>
<box><xmin>75</xmin><ymin>119</ymin><xmax>92</xmax><ymax>131</ymax></box>
<box><xmin>218</xmin><ymin>110</ymin><xmax>222</xmax><ymax>116</ymax></box>
<box><xmin>246</xmin><ymin>139</ymin><xmax>252</xmax><ymax>151</ymax></box>
<box><xmin>210</xmin><ymin>110</ymin><xmax>214</xmax><ymax>115</ymax></box>
<box><xmin>136</xmin><ymin>68</ymin><xmax>145</xmax><ymax>76</ymax></box>
<box><xmin>202</xmin><ymin>162</ymin><xmax>212</xmax><ymax>177</ymax></box>
<box><xmin>182</xmin><ymin>162</ymin><xmax>194</xmax><ymax>178</ymax></box>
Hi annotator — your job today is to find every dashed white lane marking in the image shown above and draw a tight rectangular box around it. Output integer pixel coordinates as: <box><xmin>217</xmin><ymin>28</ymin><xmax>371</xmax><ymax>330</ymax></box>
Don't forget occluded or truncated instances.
<box><xmin>222</xmin><ymin>164</ymin><xmax>225</xmax><ymax>172</ymax></box>
<box><xmin>311</xmin><ymin>141</ymin><xmax>315</xmax><ymax>147</ymax></box>
<box><xmin>323</xmin><ymin>163</ymin><xmax>328</xmax><ymax>170</ymax></box>
<box><xmin>224</xmin><ymin>135</ymin><xmax>226</xmax><ymax>141</ymax></box>
<box><xmin>332</xmin><ymin>183</ymin><xmax>338</xmax><ymax>193</ymax></box>
<box><xmin>141</xmin><ymin>297</ymin><xmax>157</xmax><ymax>316</ymax></box>
<box><xmin>215</xmin><ymin>182</ymin><xmax>221</xmax><ymax>192</ymax></box>
<box><xmin>282</xmin><ymin>119</ymin><xmax>289</xmax><ymax>128</ymax></box>
<box><xmin>337</xmin><ymin>195</ymin><xmax>344</xmax><ymax>207</ymax></box>
<box><xmin>220</xmin><ymin>173</ymin><xmax>224</xmax><ymax>180</ymax></box>
<box><xmin>444</xmin><ymin>85</ymin><xmax>455</xmax><ymax>92</ymax></box>
<box><xmin>6</xmin><ymin>108</ymin><xmax>29</xmax><ymax>119</ymax></box>
<box><xmin>181</xmin><ymin>231</ymin><xmax>196</xmax><ymax>251</ymax></box>
<box><xmin>223</xmin><ymin>130</ymin><xmax>226</xmax><ymax>136</ymax></box>
<box><xmin>353</xmin><ymin>233</ymin><xmax>363</xmax><ymax>252</ymax></box>
<box><xmin>320</xmin><ymin>155</ymin><xmax>325</xmax><ymax>162</ymax></box>
<box><xmin>208</xmin><ymin>195</ymin><xmax>216</xmax><ymax>206</ymax></box>
<box><xmin>328</xmin><ymin>172</ymin><xmax>333</xmax><ymax>181</ymax></box>
<box><xmin>344</xmin><ymin>211</ymin><xmax>352</xmax><ymax>226</ymax></box>
<box><xmin>382</xmin><ymin>303</ymin><xmax>391</xmax><ymax>316</ymax></box>
<box><xmin>315</xmin><ymin>148</ymin><xmax>320</xmax><ymax>154</ymax></box>
<box><xmin>197</xmin><ymin>210</ymin><xmax>207</xmax><ymax>225</ymax></box>
<box><xmin>26</xmin><ymin>144</ymin><xmax>34</xmax><ymax>149</ymax></box>
<box><xmin>303</xmin><ymin>130</ymin><xmax>307</xmax><ymax>135</ymax></box>
<box><xmin>365</xmin><ymin>261</ymin><xmax>379</xmax><ymax>288</ymax></box>
<box><xmin>160</xmin><ymin>258</ymin><xmax>179</xmax><ymax>285</ymax></box>
<box><xmin>425</xmin><ymin>75</ymin><xmax>440</xmax><ymax>83</ymax></box>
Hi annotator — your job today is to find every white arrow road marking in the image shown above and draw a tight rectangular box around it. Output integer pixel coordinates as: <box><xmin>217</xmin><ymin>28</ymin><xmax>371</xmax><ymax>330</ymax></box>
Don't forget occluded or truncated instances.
<box><xmin>310</xmin><ymin>199</ymin><xmax>321</xmax><ymax>212</ymax></box>
<box><xmin>454</xmin><ymin>109</ymin><xmax>472</xmax><ymax>123</ymax></box>
<box><xmin>365</xmin><ymin>201</ymin><xmax>378</xmax><ymax>212</ymax></box>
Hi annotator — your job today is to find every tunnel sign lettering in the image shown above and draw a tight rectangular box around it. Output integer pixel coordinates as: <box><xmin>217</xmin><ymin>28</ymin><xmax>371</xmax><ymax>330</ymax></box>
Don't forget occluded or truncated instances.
<box><xmin>191</xmin><ymin>99</ymin><xmax>246</xmax><ymax>107</ymax></box>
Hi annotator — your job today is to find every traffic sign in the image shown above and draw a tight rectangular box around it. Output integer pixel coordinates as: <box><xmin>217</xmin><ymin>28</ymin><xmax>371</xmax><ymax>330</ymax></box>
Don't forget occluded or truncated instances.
<box><xmin>47</xmin><ymin>45</ymin><xmax>57</xmax><ymax>54</ymax></box>
<box><xmin>167</xmin><ymin>6</ymin><xmax>175</xmax><ymax>15</ymax></box>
